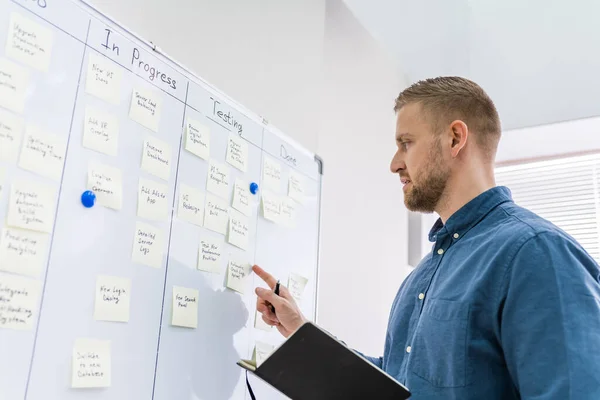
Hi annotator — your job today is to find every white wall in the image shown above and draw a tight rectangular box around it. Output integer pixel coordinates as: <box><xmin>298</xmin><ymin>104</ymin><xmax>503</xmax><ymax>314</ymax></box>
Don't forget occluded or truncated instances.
<box><xmin>87</xmin><ymin>0</ymin><xmax>411</xmax><ymax>358</ymax></box>
<box><xmin>316</xmin><ymin>0</ymin><xmax>411</xmax><ymax>356</ymax></box>
<box><xmin>497</xmin><ymin>116</ymin><xmax>600</xmax><ymax>165</ymax></box>
<box><xmin>87</xmin><ymin>0</ymin><xmax>325</xmax><ymax>153</ymax></box>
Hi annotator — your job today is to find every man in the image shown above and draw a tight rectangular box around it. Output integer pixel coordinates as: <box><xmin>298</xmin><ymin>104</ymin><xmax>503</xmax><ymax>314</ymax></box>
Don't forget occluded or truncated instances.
<box><xmin>252</xmin><ymin>76</ymin><xmax>600</xmax><ymax>399</ymax></box>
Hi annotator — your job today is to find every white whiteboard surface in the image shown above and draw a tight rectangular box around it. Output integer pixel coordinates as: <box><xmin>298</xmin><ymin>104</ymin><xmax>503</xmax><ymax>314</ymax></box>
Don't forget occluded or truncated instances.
<box><xmin>0</xmin><ymin>1</ymin><xmax>323</xmax><ymax>399</ymax></box>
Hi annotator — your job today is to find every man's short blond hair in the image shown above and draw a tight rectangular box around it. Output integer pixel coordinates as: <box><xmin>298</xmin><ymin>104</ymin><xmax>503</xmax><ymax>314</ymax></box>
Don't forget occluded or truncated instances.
<box><xmin>394</xmin><ymin>76</ymin><xmax>501</xmax><ymax>159</ymax></box>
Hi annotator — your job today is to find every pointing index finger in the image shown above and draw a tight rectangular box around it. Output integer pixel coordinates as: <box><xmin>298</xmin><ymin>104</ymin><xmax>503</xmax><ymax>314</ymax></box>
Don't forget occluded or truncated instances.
<box><xmin>252</xmin><ymin>265</ymin><xmax>277</xmax><ymax>289</ymax></box>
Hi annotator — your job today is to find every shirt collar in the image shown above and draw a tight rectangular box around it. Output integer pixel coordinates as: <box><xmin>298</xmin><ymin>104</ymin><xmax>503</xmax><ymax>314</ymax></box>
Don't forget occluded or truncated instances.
<box><xmin>428</xmin><ymin>186</ymin><xmax>513</xmax><ymax>242</ymax></box>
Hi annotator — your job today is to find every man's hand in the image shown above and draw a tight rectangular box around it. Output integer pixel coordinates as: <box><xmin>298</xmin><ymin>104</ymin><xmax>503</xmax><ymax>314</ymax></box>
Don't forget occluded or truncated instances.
<box><xmin>253</xmin><ymin>265</ymin><xmax>307</xmax><ymax>338</ymax></box>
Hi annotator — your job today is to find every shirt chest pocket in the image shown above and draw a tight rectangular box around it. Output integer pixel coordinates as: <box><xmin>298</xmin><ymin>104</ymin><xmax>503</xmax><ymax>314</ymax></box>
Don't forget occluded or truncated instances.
<box><xmin>410</xmin><ymin>299</ymin><xmax>470</xmax><ymax>388</ymax></box>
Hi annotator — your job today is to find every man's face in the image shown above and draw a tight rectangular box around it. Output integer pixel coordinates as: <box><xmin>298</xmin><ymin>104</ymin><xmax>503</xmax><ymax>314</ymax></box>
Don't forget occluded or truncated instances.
<box><xmin>390</xmin><ymin>103</ymin><xmax>450</xmax><ymax>213</ymax></box>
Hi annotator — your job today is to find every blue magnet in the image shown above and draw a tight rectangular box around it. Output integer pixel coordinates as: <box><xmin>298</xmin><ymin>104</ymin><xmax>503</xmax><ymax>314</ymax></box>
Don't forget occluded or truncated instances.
<box><xmin>81</xmin><ymin>190</ymin><xmax>96</xmax><ymax>208</ymax></box>
<box><xmin>249</xmin><ymin>182</ymin><xmax>259</xmax><ymax>195</ymax></box>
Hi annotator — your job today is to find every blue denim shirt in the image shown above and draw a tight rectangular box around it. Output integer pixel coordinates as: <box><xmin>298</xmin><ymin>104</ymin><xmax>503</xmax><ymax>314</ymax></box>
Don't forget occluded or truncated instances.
<box><xmin>359</xmin><ymin>186</ymin><xmax>600</xmax><ymax>399</ymax></box>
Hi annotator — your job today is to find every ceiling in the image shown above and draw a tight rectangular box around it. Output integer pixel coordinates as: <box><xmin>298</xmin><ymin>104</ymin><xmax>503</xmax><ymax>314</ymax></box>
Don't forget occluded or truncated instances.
<box><xmin>342</xmin><ymin>0</ymin><xmax>600</xmax><ymax>131</ymax></box>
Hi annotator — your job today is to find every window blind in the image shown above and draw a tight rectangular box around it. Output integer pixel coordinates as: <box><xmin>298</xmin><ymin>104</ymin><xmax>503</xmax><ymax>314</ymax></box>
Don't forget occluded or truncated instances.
<box><xmin>495</xmin><ymin>153</ymin><xmax>600</xmax><ymax>263</ymax></box>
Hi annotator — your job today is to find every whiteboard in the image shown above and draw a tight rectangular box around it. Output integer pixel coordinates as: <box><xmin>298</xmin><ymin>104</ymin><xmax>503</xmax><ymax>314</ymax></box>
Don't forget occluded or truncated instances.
<box><xmin>0</xmin><ymin>1</ymin><xmax>323</xmax><ymax>399</ymax></box>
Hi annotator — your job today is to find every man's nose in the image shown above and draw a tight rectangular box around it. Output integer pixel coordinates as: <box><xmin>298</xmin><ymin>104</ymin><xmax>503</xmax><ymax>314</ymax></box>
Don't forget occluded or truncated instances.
<box><xmin>390</xmin><ymin>150</ymin><xmax>405</xmax><ymax>173</ymax></box>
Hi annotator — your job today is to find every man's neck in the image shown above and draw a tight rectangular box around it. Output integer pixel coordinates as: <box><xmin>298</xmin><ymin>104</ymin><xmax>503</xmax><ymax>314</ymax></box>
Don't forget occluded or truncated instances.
<box><xmin>436</xmin><ymin>166</ymin><xmax>496</xmax><ymax>224</ymax></box>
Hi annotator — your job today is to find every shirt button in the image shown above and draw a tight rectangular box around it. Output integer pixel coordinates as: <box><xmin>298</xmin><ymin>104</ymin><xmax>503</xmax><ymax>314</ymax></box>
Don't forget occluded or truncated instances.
<box><xmin>406</xmin><ymin>346</ymin><xmax>412</xmax><ymax>353</ymax></box>
<box><xmin>418</xmin><ymin>293</ymin><xmax>425</xmax><ymax>300</ymax></box>
<box><xmin>453</xmin><ymin>233</ymin><xmax>459</xmax><ymax>239</ymax></box>
<box><xmin>437</xmin><ymin>248</ymin><xmax>444</xmax><ymax>255</ymax></box>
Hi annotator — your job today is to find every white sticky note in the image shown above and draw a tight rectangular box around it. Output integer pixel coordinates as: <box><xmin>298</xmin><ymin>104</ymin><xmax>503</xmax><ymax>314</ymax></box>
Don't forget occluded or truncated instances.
<box><xmin>71</xmin><ymin>338</ymin><xmax>111</xmax><ymax>388</ymax></box>
<box><xmin>0</xmin><ymin>227</ymin><xmax>48</xmax><ymax>278</ymax></box>
<box><xmin>131</xmin><ymin>221</ymin><xmax>164</xmax><ymax>268</ymax></box>
<box><xmin>87</xmin><ymin>162</ymin><xmax>122</xmax><ymax>210</ymax></box>
<box><xmin>203</xmin><ymin>194</ymin><xmax>229</xmax><ymax>235</ymax></box>
<box><xmin>288</xmin><ymin>171</ymin><xmax>305</xmax><ymax>203</ymax></box>
<box><xmin>18</xmin><ymin>125</ymin><xmax>67</xmax><ymax>182</ymax></box>
<box><xmin>226</xmin><ymin>134</ymin><xmax>248</xmax><ymax>172</ymax></box>
<box><xmin>0</xmin><ymin>108</ymin><xmax>24</xmax><ymax>162</ymax></box>
<box><xmin>261</xmin><ymin>191</ymin><xmax>281</xmax><ymax>223</ymax></box>
<box><xmin>129</xmin><ymin>86</ymin><xmax>162</xmax><ymax>132</ymax></box>
<box><xmin>185</xmin><ymin>118</ymin><xmax>210</xmax><ymax>160</ymax></box>
<box><xmin>231</xmin><ymin>178</ymin><xmax>251</xmax><ymax>217</ymax></box>
<box><xmin>7</xmin><ymin>180</ymin><xmax>56</xmax><ymax>233</ymax></box>
<box><xmin>281</xmin><ymin>197</ymin><xmax>297</xmax><ymax>228</ymax></box>
<box><xmin>254</xmin><ymin>310</ymin><xmax>272</xmax><ymax>331</ymax></box>
<box><xmin>0</xmin><ymin>272</ymin><xmax>41</xmax><ymax>330</ymax></box>
<box><xmin>137</xmin><ymin>178</ymin><xmax>169</xmax><ymax>221</ymax></box>
<box><xmin>141</xmin><ymin>137</ymin><xmax>171</xmax><ymax>181</ymax></box>
<box><xmin>177</xmin><ymin>184</ymin><xmax>204</xmax><ymax>227</ymax></box>
<box><xmin>172</xmin><ymin>286</ymin><xmax>198</xmax><ymax>328</ymax></box>
<box><xmin>206</xmin><ymin>160</ymin><xmax>230</xmax><ymax>199</ymax></box>
<box><xmin>85</xmin><ymin>52</ymin><xmax>122</xmax><ymax>105</ymax></box>
<box><xmin>94</xmin><ymin>275</ymin><xmax>131</xmax><ymax>323</ymax></box>
<box><xmin>0</xmin><ymin>58</ymin><xmax>29</xmax><ymax>114</ymax></box>
<box><xmin>226</xmin><ymin>259</ymin><xmax>251</xmax><ymax>294</ymax></box>
<box><xmin>227</xmin><ymin>211</ymin><xmax>249</xmax><ymax>251</ymax></box>
<box><xmin>263</xmin><ymin>157</ymin><xmax>282</xmax><ymax>192</ymax></box>
<box><xmin>82</xmin><ymin>106</ymin><xmax>119</xmax><ymax>156</ymax></box>
<box><xmin>5</xmin><ymin>13</ymin><xmax>53</xmax><ymax>71</ymax></box>
<box><xmin>254</xmin><ymin>341</ymin><xmax>275</xmax><ymax>366</ymax></box>
<box><xmin>288</xmin><ymin>273</ymin><xmax>309</xmax><ymax>302</ymax></box>
<box><xmin>198</xmin><ymin>236</ymin><xmax>223</xmax><ymax>273</ymax></box>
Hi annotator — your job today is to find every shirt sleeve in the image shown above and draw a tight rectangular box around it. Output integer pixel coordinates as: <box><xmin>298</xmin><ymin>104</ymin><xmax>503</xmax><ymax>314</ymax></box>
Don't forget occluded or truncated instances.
<box><xmin>352</xmin><ymin>350</ymin><xmax>383</xmax><ymax>369</ymax></box>
<box><xmin>500</xmin><ymin>231</ymin><xmax>600</xmax><ymax>399</ymax></box>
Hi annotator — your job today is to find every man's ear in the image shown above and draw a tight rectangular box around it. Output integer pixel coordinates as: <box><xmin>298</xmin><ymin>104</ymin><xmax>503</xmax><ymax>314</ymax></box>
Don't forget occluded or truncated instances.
<box><xmin>449</xmin><ymin>120</ymin><xmax>468</xmax><ymax>157</ymax></box>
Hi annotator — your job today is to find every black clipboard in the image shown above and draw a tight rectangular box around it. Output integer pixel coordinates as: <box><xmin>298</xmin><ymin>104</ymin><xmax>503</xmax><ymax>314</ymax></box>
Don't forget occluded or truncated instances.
<box><xmin>237</xmin><ymin>322</ymin><xmax>411</xmax><ymax>399</ymax></box>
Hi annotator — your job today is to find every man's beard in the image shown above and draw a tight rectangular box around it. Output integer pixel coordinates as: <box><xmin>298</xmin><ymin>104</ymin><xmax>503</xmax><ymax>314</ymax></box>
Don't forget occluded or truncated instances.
<box><xmin>404</xmin><ymin>141</ymin><xmax>449</xmax><ymax>213</ymax></box>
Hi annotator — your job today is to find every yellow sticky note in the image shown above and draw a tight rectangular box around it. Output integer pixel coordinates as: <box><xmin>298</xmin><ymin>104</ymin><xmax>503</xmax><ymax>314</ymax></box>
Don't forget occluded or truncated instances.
<box><xmin>288</xmin><ymin>170</ymin><xmax>305</xmax><ymax>204</ymax></box>
<box><xmin>5</xmin><ymin>13</ymin><xmax>53</xmax><ymax>71</ymax></box>
<box><xmin>0</xmin><ymin>227</ymin><xmax>48</xmax><ymax>278</ymax></box>
<box><xmin>7</xmin><ymin>180</ymin><xmax>57</xmax><ymax>233</ymax></box>
<box><xmin>281</xmin><ymin>197</ymin><xmax>297</xmax><ymax>228</ymax></box>
<box><xmin>231</xmin><ymin>178</ymin><xmax>251</xmax><ymax>217</ymax></box>
<box><xmin>0</xmin><ymin>108</ymin><xmax>24</xmax><ymax>163</ymax></box>
<box><xmin>288</xmin><ymin>273</ymin><xmax>309</xmax><ymax>302</ymax></box>
<box><xmin>226</xmin><ymin>134</ymin><xmax>248</xmax><ymax>172</ymax></box>
<box><xmin>206</xmin><ymin>159</ymin><xmax>230</xmax><ymax>199</ymax></box>
<box><xmin>203</xmin><ymin>194</ymin><xmax>229</xmax><ymax>235</ymax></box>
<box><xmin>253</xmin><ymin>341</ymin><xmax>275</xmax><ymax>366</ymax></box>
<box><xmin>254</xmin><ymin>310</ymin><xmax>272</xmax><ymax>331</ymax></box>
<box><xmin>0</xmin><ymin>272</ymin><xmax>41</xmax><ymax>330</ymax></box>
<box><xmin>82</xmin><ymin>106</ymin><xmax>119</xmax><ymax>156</ymax></box>
<box><xmin>137</xmin><ymin>178</ymin><xmax>169</xmax><ymax>221</ymax></box>
<box><xmin>227</xmin><ymin>211</ymin><xmax>249</xmax><ymax>251</ymax></box>
<box><xmin>177</xmin><ymin>184</ymin><xmax>205</xmax><ymax>227</ymax></box>
<box><xmin>198</xmin><ymin>236</ymin><xmax>222</xmax><ymax>273</ymax></box>
<box><xmin>261</xmin><ymin>191</ymin><xmax>281</xmax><ymax>223</ymax></box>
<box><xmin>129</xmin><ymin>86</ymin><xmax>162</xmax><ymax>132</ymax></box>
<box><xmin>185</xmin><ymin>119</ymin><xmax>210</xmax><ymax>160</ymax></box>
<box><xmin>87</xmin><ymin>162</ymin><xmax>122</xmax><ymax>210</ymax></box>
<box><xmin>226</xmin><ymin>259</ymin><xmax>251</xmax><ymax>294</ymax></box>
<box><xmin>71</xmin><ymin>338</ymin><xmax>111</xmax><ymax>388</ymax></box>
<box><xmin>263</xmin><ymin>157</ymin><xmax>282</xmax><ymax>192</ymax></box>
<box><xmin>141</xmin><ymin>137</ymin><xmax>171</xmax><ymax>181</ymax></box>
<box><xmin>85</xmin><ymin>52</ymin><xmax>122</xmax><ymax>105</ymax></box>
<box><xmin>0</xmin><ymin>58</ymin><xmax>29</xmax><ymax>114</ymax></box>
<box><xmin>18</xmin><ymin>125</ymin><xmax>67</xmax><ymax>182</ymax></box>
<box><xmin>172</xmin><ymin>286</ymin><xmax>199</xmax><ymax>328</ymax></box>
<box><xmin>131</xmin><ymin>221</ymin><xmax>164</xmax><ymax>268</ymax></box>
<box><xmin>94</xmin><ymin>275</ymin><xmax>131</xmax><ymax>323</ymax></box>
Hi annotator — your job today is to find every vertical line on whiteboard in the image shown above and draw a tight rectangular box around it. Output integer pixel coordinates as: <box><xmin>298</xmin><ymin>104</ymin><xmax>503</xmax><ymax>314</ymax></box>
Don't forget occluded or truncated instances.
<box><xmin>243</xmin><ymin>127</ymin><xmax>266</xmax><ymax>400</ymax></box>
<box><xmin>150</xmin><ymin>80</ymin><xmax>189</xmax><ymax>399</ymax></box>
<box><xmin>23</xmin><ymin>18</ymin><xmax>92</xmax><ymax>398</ymax></box>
